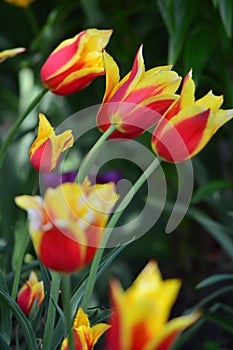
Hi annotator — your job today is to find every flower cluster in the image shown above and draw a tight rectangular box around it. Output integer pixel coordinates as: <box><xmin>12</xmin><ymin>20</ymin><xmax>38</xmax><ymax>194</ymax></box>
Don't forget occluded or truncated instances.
<box><xmin>10</xmin><ymin>24</ymin><xmax>233</xmax><ymax>350</ymax></box>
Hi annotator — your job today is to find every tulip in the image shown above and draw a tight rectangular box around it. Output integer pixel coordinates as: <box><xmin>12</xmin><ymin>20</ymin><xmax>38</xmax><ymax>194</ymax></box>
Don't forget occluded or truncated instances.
<box><xmin>15</xmin><ymin>179</ymin><xmax>119</xmax><ymax>273</ymax></box>
<box><xmin>40</xmin><ymin>28</ymin><xmax>113</xmax><ymax>95</ymax></box>
<box><xmin>61</xmin><ymin>307</ymin><xmax>110</xmax><ymax>350</ymax></box>
<box><xmin>16</xmin><ymin>271</ymin><xmax>44</xmax><ymax>316</ymax></box>
<box><xmin>107</xmin><ymin>261</ymin><xmax>200</xmax><ymax>350</ymax></box>
<box><xmin>0</xmin><ymin>47</ymin><xmax>26</xmax><ymax>63</ymax></box>
<box><xmin>152</xmin><ymin>70</ymin><xmax>233</xmax><ymax>162</ymax></box>
<box><xmin>29</xmin><ymin>113</ymin><xmax>74</xmax><ymax>173</ymax></box>
<box><xmin>4</xmin><ymin>0</ymin><xmax>34</xmax><ymax>7</ymax></box>
<box><xmin>96</xmin><ymin>45</ymin><xmax>181</xmax><ymax>139</ymax></box>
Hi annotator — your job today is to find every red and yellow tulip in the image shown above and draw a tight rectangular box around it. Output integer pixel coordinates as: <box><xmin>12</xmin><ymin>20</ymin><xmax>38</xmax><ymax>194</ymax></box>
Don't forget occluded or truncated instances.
<box><xmin>29</xmin><ymin>113</ymin><xmax>74</xmax><ymax>173</ymax></box>
<box><xmin>152</xmin><ymin>70</ymin><xmax>233</xmax><ymax>162</ymax></box>
<box><xmin>61</xmin><ymin>308</ymin><xmax>110</xmax><ymax>350</ymax></box>
<box><xmin>0</xmin><ymin>47</ymin><xmax>26</xmax><ymax>63</ymax></box>
<box><xmin>16</xmin><ymin>271</ymin><xmax>44</xmax><ymax>316</ymax></box>
<box><xmin>15</xmin><ymin>179</ymin><xmax>119</xmax><ymax>273</ymax></box>
<box><xmin>97</xmin><ymin>45</ymin><xmax>181</xmax><ymax>139</ymax></box>
<box><xmin>40</xmin><ymin>28</ymin><xmax>113</xmax><ymax>95</ymax></box>
<box><xmin>107</xmin><ymin>261</ymin><xmax>200</xmax><ymax>350</ymax></box>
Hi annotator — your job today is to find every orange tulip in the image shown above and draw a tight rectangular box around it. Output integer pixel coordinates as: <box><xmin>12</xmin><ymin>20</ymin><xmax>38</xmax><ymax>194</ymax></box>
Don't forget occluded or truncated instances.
<box><xmin>152</xmin><ymin>70</ymin><xmax>233</xmax><ymax>162</ymax></box>
<box><xmin>40</xmin><ymin>28</ymin><xmax>113</xmax><ymax>95</ymax></box>
<box><xmin>97</xmin><ymin>45</ymin><xmax>181</xmax><ymax>139</ymax></box>
<box><xmin>16</xmin><ymin>271</ymin><xmax>44</xmax><ymax>316</ymax></box>
<box><xmin>15</xmin><ymin>179</ymin><xmax>119</xmax><ymax>273</ymax></box>
<box><xmin>61</xmin><ymin>308</ymin><xmax>110</xmax><ymax>350</ymax></box>
<box><xmin>107</xmin><ymin>261</ymin><xmax>200</xmax><ymax>350</ymax></box>
<box><xmin>29</xmin><ymin>113</ymin><xmax>74</xmax><ymax>173</ymax></box>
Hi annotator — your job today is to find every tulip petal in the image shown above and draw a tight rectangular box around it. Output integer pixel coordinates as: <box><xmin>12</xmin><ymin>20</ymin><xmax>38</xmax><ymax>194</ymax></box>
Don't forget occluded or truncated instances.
<box><xmin>152</xmin><ymin>106</ymin><xmax>211</xmax><ymax>162</ymax></box>
<box><xmin>0</xmin><ymin>47</ymin><xmax>26</xmax><ymax>63</ymax></box>
<box><xmin>102</xmin><ymin>50</ymin><xmax>120</xmax><ymax>102</ymax></box>
<box><xmin>92</xmin><ymin>323</ymin><xmax>111</xmax><ymax>346</ymax></box>
<box><xmin>110</xmin><ymin>45</ymin><xmax>145</xmax><ymax>103</ymax></box>
<box><xmin>145</xmin><ymin>312</ymin><xmax>201</xmax><ymax>350</ymax></box>
<box><xmin>195</xmin><ymin>90</ymin><xmax>223</xmax><ymax>112</ymax></box>
<box><xmin>29</xmin><ymin>114</ymin><xmax>74</xmax><ymax>172</ymax></box>
<box><xmin>73</xmin><ymin>308</ymin><xmax>90</xmax><ymax>329</ymax></box>
<box><xmin>125</xmin><ymin>71</ymin><xmax>181</xmax><ymax>105</ymax></box>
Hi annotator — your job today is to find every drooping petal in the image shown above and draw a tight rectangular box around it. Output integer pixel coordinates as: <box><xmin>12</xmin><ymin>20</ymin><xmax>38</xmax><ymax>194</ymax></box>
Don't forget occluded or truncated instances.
<box><xmin>0</xmin><ymin>47</ymin><xmax>26</xmax><ymax>63</ymax></box>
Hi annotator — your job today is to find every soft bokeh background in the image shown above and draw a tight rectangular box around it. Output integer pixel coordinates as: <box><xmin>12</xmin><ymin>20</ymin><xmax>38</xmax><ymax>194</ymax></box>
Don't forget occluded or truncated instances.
<box><xmin>1</xmin><ymin>0</ymin><xmax>233</xmax><ymax>349</ymax></box>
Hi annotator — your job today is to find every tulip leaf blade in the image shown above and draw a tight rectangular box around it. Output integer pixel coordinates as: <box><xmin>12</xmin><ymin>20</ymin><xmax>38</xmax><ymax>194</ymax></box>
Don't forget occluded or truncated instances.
<box><xmin>0</xmin><ymin>270</ymin><xmax>11</xmax><ymax>345</ymax></box>
<box><xmin>0</xmin><ymin>333</ymin><xmax>10</xmax><ymax>350</ymax></box>
<box><xmin>219</xmin><ymin>0</ymin><xmax>232</xmax><ymax>38</ymax></box>
<box><xmin>157</xmin><ymin>0</ymin><xmax>196</xmax><ymax>64</ymax></box>
<box><xmin>191</xmin><ymin>179</ymin><xmax>233</xmax><ymax>204</ymax></box>
<box><xmin>196</xmin><ymin>274</ymin><xmax>233</xmax><ymax>290</ymax></box>
<box><xmin>0</xmin><ymin>289</ymin><xmax>38</xmax><ymax>350</ymax></box>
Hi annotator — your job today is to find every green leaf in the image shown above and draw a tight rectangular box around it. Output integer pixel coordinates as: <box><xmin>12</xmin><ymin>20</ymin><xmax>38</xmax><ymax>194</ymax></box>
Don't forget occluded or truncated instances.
<box><xmin>188</xmin><ymin>208</ymin><xmax>233</xmax><ymax>260</ymax></box>
<box><xmin>0</xmin><ymin>333</ymin><xmax>10</xmax><ymax>350</ymax></box>
<box><xmin>0</xmin><ymin>289</ymin><xmax>38</xmax><ymax>350</ymax></box>
<box><xmin>0</xmin><ymin>270</ymin><xmax>11</xmax><ymax>344</ymax></box>
<box><xmin>205</xmin><ymin>311</ymin><xmax>233</xmax><ymax>335</ymax></box>
<box><xmin>89</xmin><ymin>307</ymin><xmax>112</xmax><ymax>324</ymax></box>
<box><xmin>212</xmin><ymin>0</ymin><xmax>219</xmax><ymax>8</ymax></box>
<box><xmin>51</xmin><ymin>243</ymin><xmax>129</xmax><ymax>349</ymax></box>
<box><xmin>191</xmin><ymin>180</ymin><xmax>233</xmax><ymax>204</ymax></box>
<box><xmin>157</xmin><ymin>0</ymin><xmax>196</xmax><ymax>63</ymax></box>
<box><xmin>196</xmin><ymin>274</ymin><xmax>233</xmax><ymax>289</ymax></box>
<box><xmin>196</xmin><ymin>285</ymin><xmax>233</xmax><ymax>309</ymax></box>
<box><xmin>184</xmin><ymin>25</ymin><xmax>216</xmax><ymax>84</ymax></box>
<box><xmin>219</xmin><ymin>0</ymin><xmax>232</xmax><ymax>37</ymax></box>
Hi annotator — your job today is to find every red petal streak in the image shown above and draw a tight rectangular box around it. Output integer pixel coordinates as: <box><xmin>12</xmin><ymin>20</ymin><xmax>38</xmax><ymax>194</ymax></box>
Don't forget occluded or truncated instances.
<box><xmin>146</xmin><ymin>99</ymin><xmax>177</xmax><ymax>115</ymax></box>
<box><xmin>17</xmin><ymin>286</ymin><xmax>31</xmax><ymax>315</ymax></box>
<box><xmin>51</xmin><ymin>71</ymin><xmax>105</xmax><ymax>95</ymax></box>
<box><xmin>131</xmin><ymin>322</ymin><xmax>151</xmax><ymax>350</ymax></box>
<box><xmin>97</xmin><ymin>102</ymin><xmax>162</xmax><ymax>139</ymax></box>
<box><xmin>124</xmin><ymin>86</ymin><xmax>164</xmax><ymax>104</ymax></box>
<box><xmin>30</xmin><ymin>139</ymin><xmax>53</xmax><ymax>173</ymax></box>
<box><xmin>107</xmin><ymin>291</ymin><xmax>121</xmax><ymax>350</ymax></box>
<box><xmin>110</xmin><ymin>48</ymin><xmax>141</xmax><ymax>103</ymax></box>
<box><xmin>39</xmin><ymin>226</ymin><xmax>83</xmax><ymax>273</ymax></box>
<box><xmin>40</xmin><ymin>32</ymin><xmax>85</xmax><ymax>82</ymax></box>
<box><xmin>153</xmin><ymin>109</ymin><xmax>210</xmax><ymax>162</ymax></box>
<box><xmin>155</xmin><ymin>331</ymin><xmax>179</xmax><ymax>350</ymax></box>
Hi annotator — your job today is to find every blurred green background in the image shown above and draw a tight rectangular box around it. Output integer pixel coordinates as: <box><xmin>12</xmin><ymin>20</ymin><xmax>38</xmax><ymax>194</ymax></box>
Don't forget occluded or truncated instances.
<box><xmin>1</xmin><ymin>0</ymin><xmax>233</xmax><ymax>349</ymax></box>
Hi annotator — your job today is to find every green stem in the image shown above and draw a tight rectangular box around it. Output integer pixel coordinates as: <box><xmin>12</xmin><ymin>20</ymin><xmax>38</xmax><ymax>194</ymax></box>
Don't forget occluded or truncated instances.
<box><xmin>81</xmin><ymin>157</ymin><xmax>161</xmax><ymax>310</ymax></box>
<box><xmin>62</xmin><ymin>274</ymin><xmax>75</xmax><ymax>350</ymax></box>
<box><xmin>24</xmin><ymin>7</ymin><xmax>40</xmax><ymax>37</ymax></box>
<box><xmin>76</xmin><ymin>125</ymin><xmax>116</xmax><ymax>184</ymax></box>
<box><xmin>11</xmin><ymin>226</ymin><xmax>30</xmax><ymax>300</ymax></box>
<box><xmin>0</xmin><ymin>87</ymin><xmax>48</xmax><ymax>172</ymax></box>
<box><xmin>43</xmin><ymin>272</ymin><xmax>61</xmax><ymax>350</ymax></box>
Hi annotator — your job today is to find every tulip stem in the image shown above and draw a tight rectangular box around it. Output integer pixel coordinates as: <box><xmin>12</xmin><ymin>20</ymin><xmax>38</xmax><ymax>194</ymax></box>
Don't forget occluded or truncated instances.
<box><xmin>43</xmin><ymin>272</ymin><xmax>61</xmax><ymax>350</ymax></box>
<box><xmin>81</xmin><ymin>156</ymin><xmax>161</xmax><ymax>311</ymax></box>
<box><xmin>76</xmin><ymin>125</ymin><xmax>116</xmax><ymax>184</ymax></box>
<box><xmin>11</xmin><ymin>225</ymin><xmax>30</xmax><ymax>300</ymax></box>
<box><xmin>0</xmin><ymin>87</ymin><xmax>48</xmax><ymax>172</ymax></box>
<box><xmin>62</xmin><ymin>274</ymin><xmax>75</xmax><ymax>350</ymax></box>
